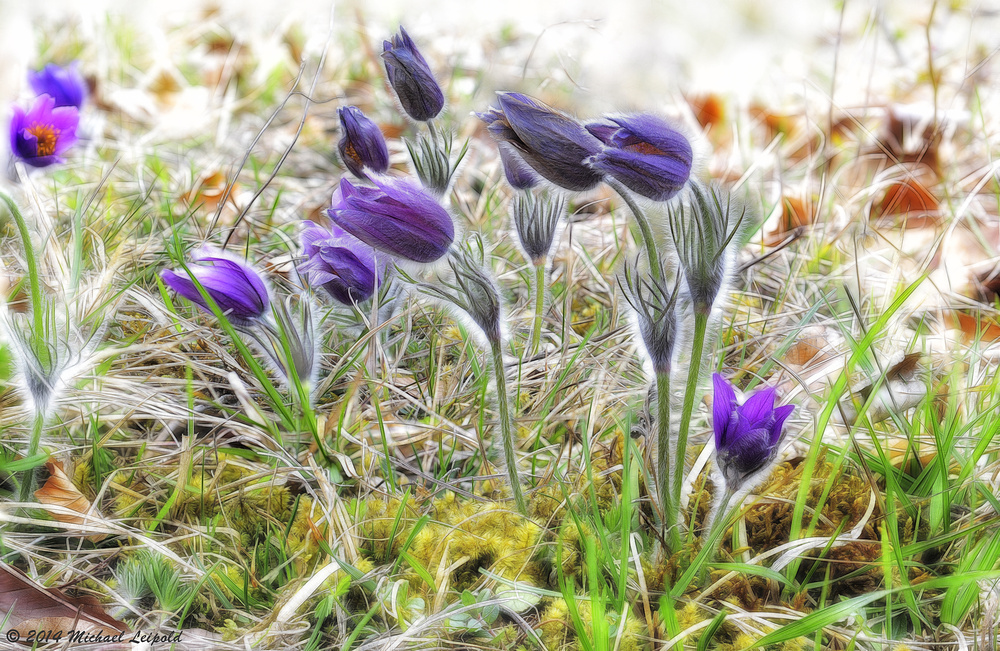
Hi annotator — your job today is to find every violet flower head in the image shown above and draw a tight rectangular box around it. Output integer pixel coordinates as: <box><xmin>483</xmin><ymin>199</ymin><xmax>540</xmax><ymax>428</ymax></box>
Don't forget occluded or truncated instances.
<box><xmin>338</xmin><ymin>106</ymin><xmax>389</xmax><ymax>179</ymax></box>
<box><xmin>9</xmin><ymin>94</ymin><xmax>79</xmax><ymax>168</ymax></box>
<box><xmin>712</xmin><ymin>374</ymin><xmax>795</xmax><ymax>491</ymax></box>
<box><xmin>300</xmin><ymin>220</ymin><xmax>386</xmax><ymax>304</ymax></box>
<box><xmin>161</xmin><ymin>252</ymin><xmax>270</xmax><ymax>325</ymax></box>
<box><xmin>477</xmin><ymin>93</ymin><xmax>604</xmax><ymax>192</ymax></box>
<box><xmin>382</xmin><ymin>27</ymin><xmax>445</xmax><ymax>122</ymax></box>
<box><xmin>326</xmin><ymin>176</ymin><xmax>454</xmax><ymax>263</ymax></box>
<box><xmin>586</xmin><ymin>114</ymin><xmax>693</xmax><ymax>201</ymax></box>
<box><xmin>29</xmin><ymin>63</ymin><xmax>87</xmax><ymax>109</ymax></box>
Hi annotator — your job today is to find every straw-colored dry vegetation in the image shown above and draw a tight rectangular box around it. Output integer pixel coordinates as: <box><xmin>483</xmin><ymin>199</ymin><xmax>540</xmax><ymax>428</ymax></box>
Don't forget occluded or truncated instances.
<box><xmin>1</xmin><ymin>3</ymin><xmax>1000</xmax><ymax>650</ymax></box>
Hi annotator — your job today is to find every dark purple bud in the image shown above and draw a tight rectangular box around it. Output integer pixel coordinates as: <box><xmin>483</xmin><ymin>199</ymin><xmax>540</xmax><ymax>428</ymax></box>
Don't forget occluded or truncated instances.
<box><xmin>498</xmin><ymin>143</ymin><xmax>538</xmax><ymax>190</ymax></box>
<box><xmin>585</xmin><ymin>114</ymin><xmax>693</xmax><ymax>201</ymax></box>
<box><xmin>477</xmin><ymin>92</ymin><xmax>604</xmax><ymax>192</ymax></box>
<box><xmin>28</xmin><ymin>63</ymin><xmax>87</xmax><ymax>109</ymax></box>
<box><xmin>337</xmin><ymin>106</ymin><xmax>389</xmax><ymax>179</ymax></box>
<box><xmin>300</xmin><ymin>220</ymin><xmax>387</xmax><ymax>304</ymax></box>
<box><xmin>326</xmin><ymin>176</ymin><xmax>454</xmax><ymax>263</ymax></box>
<box><xmin>8</xmin><ymin>94</ymin><xmax>79</xmax><ymax>168</ymax></box>
<box><xmin>712</xmin><ymin>374</ymin><xmax>794</xmax><ymax>491</ymax></box>
<box><xmin>382</xmin><ymin>27</ymin><xmax>445</xmax><ymax>122</ymax></box>
<box><xmin>161</xmin><ymin>251</ymin><xmax>270</xmax><ymax>324</ymax></box>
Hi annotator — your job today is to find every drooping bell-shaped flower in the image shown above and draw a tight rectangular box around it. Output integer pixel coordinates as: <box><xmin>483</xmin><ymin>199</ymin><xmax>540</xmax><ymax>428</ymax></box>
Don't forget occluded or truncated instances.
<box><xmin>382</xmin><ymin>27</ymin><xmax>445</xmax><ymax>122</ymax></box>
<box><xmin>477</xmin><ymin>92</ymin><xmax>604</xmax><ymax>192</ymax></box>
<box><xmin>300</xmin><ymin>220</ymin><xmax>386</xmax><ymax>304</ymax></box>
<box><xmin>9</xmin><ymin>94</ymin><xmax>79</xmax><ymax>168</ymax></box>
<box><xmin>28</xmin><ymin>63</ymin><xmax>88</xmax><ymax>109</ymax></box>
<box><xmin>161</xmin><ymin>251</ymin><xmax>270</xmax><ymax>325</ymax></box>
<box><xmin>337</xmin><ymin>106</ymin><xmax>389</xmax><ymax>179</ymax></box>
<box><xmin>326</xmin><ymin>176</ymin><xmax>454</xmax><ymax>264</ymax></box>
<box><xmin>712</xmin><ymin>374</ymin><xmax>794</xmax><ymax>491</ymax></box>
<box><xmin>585</xmin><ymin>114</ymin><xmax>693</xmax><ymax>201</ymax></box>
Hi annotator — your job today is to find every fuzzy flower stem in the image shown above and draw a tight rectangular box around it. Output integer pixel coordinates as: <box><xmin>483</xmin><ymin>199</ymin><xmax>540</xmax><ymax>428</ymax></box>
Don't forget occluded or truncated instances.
<box><xmin>0</xmin><ymin>193</ymin><xmax>49</xmax><ymax>370</ymax></box>
<box><xmin>18</xmin><ymin>412</ymin><xmax>45</xmax><ymax>501</ymax></box>
<box><xmin>607</xmin><ymin>178</ymin><xmax>662</xmax><ymax>282</ymax></box>
<box><xmin>490</xmin><ymin>337</ymin><xmax>527</xmax><ymax>515</ymax></box>
<box><xmin>672</xmin><ymin>307</ymin><xmax>710</xmax><ymax>542</ymax></box>
<box><xmin>530</xmin><ymin>262</ymin><xmax>546</xmax><ymax>355</ymax></box>
<box><xmin>656</xmin><ymin>369</ymin><xmax>676</xmax><ymax>547</ymax></box>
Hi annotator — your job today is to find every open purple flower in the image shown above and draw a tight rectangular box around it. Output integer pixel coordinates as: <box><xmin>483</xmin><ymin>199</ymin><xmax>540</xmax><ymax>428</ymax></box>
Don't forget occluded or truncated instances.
<box><xmin>29</xmin><ymin>63</ymin><xmax>87</xmax><ymax>109</ymax></box>
<box><xmin>9</xmin><ymin>94</ymin><xmax>79</xmax><ymax>168</ymax></box>
<box><xmin>161</xmin><ymin>251</ymin><xmax>270</xmax><ymax>325</ymax></box>
<box><xmin>326</xmin><ymin>176</ymin><xmax>454</xmax><ymax>263</ymax></box>
<box><xmin>586</xmin><ymin>114</ymin><xmax>692</xmax><ymax>201</ymax></box>
<box><xmin>477</xmin><ymin>93</ymin><xmax>603</xmax><ymax>192</ymax></box>
<box><xmin>712</xmin><ymin>374</ymin><xmax>794</xmax><ymax>491</ymax></box>
<box><xmin>338</xmin><ymin>106</ymin><xmax>389</xmax><ymax>179</ymax></box>
<box><xmin>382</xmin><ymin>27</ymin><xmax>445</xmax><ymax>122</ymax></box>
<box><xmin>301</xmin><ymin>221</ymin><xmax>387</xmax><ymax>304</ymax></box>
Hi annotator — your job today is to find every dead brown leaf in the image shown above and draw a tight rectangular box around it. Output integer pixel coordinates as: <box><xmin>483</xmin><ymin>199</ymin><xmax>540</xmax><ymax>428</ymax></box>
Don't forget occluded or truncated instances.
<box><xmin>0</xmin><ymin>562</ymin><xmax>128</xmax><ymax>643</ymax></box>
<box><xmin>34</xmin><ymin>460</ymin><xmax>107</xmax><ymax>543</ymax></box>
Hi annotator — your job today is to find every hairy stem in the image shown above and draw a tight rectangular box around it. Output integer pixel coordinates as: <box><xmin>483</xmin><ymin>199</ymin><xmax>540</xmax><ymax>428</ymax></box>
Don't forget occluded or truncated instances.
<box><xmin>530</xmin><ymin>262</ymin><xmax>546</xmax><ymax>355</ymax></box>
<box><xmin>672</xmin><ymin>308</ymin><xmax>710</xmax><ymax>541</ymax></box>
<box><xmin>607</xmin><ymin>179</ymin><xmax>662</xmax><ymax>281</ymax></box>
<box><xmin>19</xmin><ymin>413</ymin><xmax>45</xmax><ymax>501</ymax></box>
<box><xmin>670</xmin><ymin>487</ymin><xmax>736</xmax><ymax>597</ymax></box>
<box><xmin>490</xmin><ymin>338</ymin><xmax>527</xmax><ymax>515</ymax></box>
<box><xmin>656</xmin><ymin>369</ymin><xmax>675</xmax><ymax>548</ymax></box>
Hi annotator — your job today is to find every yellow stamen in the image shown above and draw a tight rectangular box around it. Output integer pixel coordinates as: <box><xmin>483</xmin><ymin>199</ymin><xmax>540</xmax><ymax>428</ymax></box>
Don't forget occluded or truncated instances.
<box><xmin>26</xmin><ymin>122</ymin><xmax>60</xmax><ymax>157</ymax></box>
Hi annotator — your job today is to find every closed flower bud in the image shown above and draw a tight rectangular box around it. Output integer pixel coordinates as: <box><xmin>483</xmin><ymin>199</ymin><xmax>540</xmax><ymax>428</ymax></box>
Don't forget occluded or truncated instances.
<box><xmin>671</xmin><ymin>181</ymin><xmax>747</xmax><ymax>314</ymax></box>
<box><xmin>619</xmin><ymin>260</ymin><xmax>681</xmax><ymax>375</ymax></box>
<box><xmin>512</xmin><ymin>191</ymin><xmax>563</xmax><ymax>265</ymax></box>
<box><xmin>382</xmin><ymin>27</ymin><xmax>445</xmax><ymax>122</ymax></box>
<box><xmin>338</xmin><ymin>106</ymin><xmax>389</xmax><ymax>179</ymax></box>
<box><xmin>300</xmin><ymin>221</ymin><xmax>387</xmax><ymax>304</ymax></box>
<box><xmin>420</xmin><ymin>236</ymin><xmax>502</xmax><ymax>343</ymax></box>
<box><xmin>712</xmin><ymin>374</ymin><xmax>794</xmax><ymax>492</ymax></box>
<box><xmin>161</xmin><ymin>251</ymin><xmax>270</xmax><ymax>325</ymax></box>
<box><xmin>326</xmin><ymin>176</ymin><xmax>454</xmax><ymax>263</ymax></box>
<box><xmin>585</xmin><ymin>114</ymin><xmax>693</xmax><ymax>201</ymax></box>
<box><xmin>477</xmin><ymin>92</ymin><xmax>604</xmax><ymax>192</ymax></box>
<box><xmin>29</xmin><ymin>63</ymin><xmax>87</xmax><ymax>109</ymax></box>
<box><xmin>9</xmin><ymin>94</ymin><xmax>79</xmax><ymax>168</ymax></box>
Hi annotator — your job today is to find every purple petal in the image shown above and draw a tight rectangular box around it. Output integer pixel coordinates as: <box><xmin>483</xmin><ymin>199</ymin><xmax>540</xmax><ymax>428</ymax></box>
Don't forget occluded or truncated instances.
<box><xmin>738</xmin><ymin>386</ymin><xmax>778</xmax><ymax>428</ymax></box>
<box><xmin>712</xmin><ymin>373</ymin><xmax>737</xmax><ymax>447</ymax></box>
<box><xmin>769</xmin><ymin>404</ymin><xmax>795</xmax><ymax>446</ymax></box>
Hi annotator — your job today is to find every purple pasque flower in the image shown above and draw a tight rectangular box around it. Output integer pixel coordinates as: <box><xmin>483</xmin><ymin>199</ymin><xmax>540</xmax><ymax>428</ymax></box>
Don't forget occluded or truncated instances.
<box><xmin>498</xmin><ymin>143</ymin><xmax>538</xmax><ymax>190</ymax></box>
<box><xmin>586</xmin><ymin>114</ymin><xmax>693</xmax><ymax>201</ymax></box>
<box><xmin>382</xmin><ymin>27</ymin><xmax>445</xmax><ymax>122</ymax></box>
<box><xmin>338</xmin><ymin>106</ymin><xmax>389</xmax><ymax>179</ymax></box>
<box><xmin>477</xmin><ymin>92</ymin><xmax>604</xmax><ymax>192</ymax></box>
<box><xmin>326</xmin><ymin>176</ymin><xmax>454</xmax><ymax>264</ymax></box>
<box><xmin>300</xmin><ymin>220</ymin><xmax>387</xmax><ymax>304</ymax></box>
<box><xmin>9</xmin><ymin>94</ymin><xmax>79</xmax><ymax>168</ymax></box>
<box><xmin>161</xmin><ymin>251</ymin><xmax>270</xmax><ymax>325</ymax></box>
<box><xmin>29</xmin><ymin>63</ymin><xmax>87</xmax><ymax>109</ymax></box>
<box><xmin>712</xmin><ymin>373</ymin><xmax>794</xmax><ymax>491</ymax></box>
